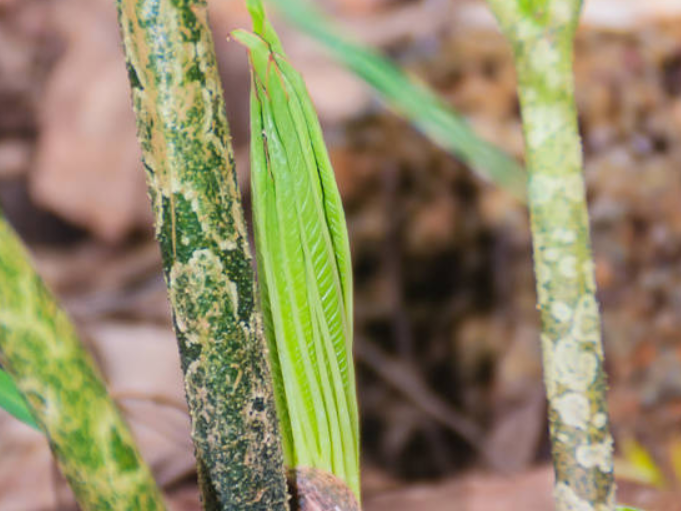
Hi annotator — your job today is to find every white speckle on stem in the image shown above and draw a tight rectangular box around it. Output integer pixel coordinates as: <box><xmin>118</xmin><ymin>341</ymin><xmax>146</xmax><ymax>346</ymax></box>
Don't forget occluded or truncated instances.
<box><xmin>576</xmin><ymin>440</ymin><xmax>613</xmax><ymax>472</ymax></box>
<box><xmin>592</xmin><ymin>413</ymin><xmax>607</xmax><ymax>429</ymax></box>
<box><xmin>559</xmin><ymin>256</ymin><xmax>578</xmax><ymax>278</ymax></box>
<box><xmin>554</xmin><ymin>392</ymin><xmax>589</xmax><ymax>430</ymax></box>
<box><xmin>526</xmin><ymin>105</ymin><xmax>566</xmax><ymax>148</ymax></box>
<box><xmin>553</xmin><ymin>228</ymin><xmax>577</xmax><ymax>244</ymax></box>
<box><xmin>551</xmin><ymin>301</ymin><xmax>573</xmax><ymax>322</ymax></box>
<box><xmin>555</xmin><ymin>482</ymin><xmax>594</xmax><ymax>511</ymax></box>
<box><xmin>554</xmin><ymin>338</ymin><xmax>598</xmax><ymax>391</ymax></box>
<box><xmin>545</xmin><ymin>248</ymin><xmax>561</xmax><ymax>261</ymax></box>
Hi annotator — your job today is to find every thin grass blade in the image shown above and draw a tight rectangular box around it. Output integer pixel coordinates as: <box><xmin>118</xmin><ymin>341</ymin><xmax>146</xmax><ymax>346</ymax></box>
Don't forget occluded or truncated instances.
<box><xmin>268</xmin><ymin>0</ymin><xmax>526</xmax><ymax>201</ymax></box>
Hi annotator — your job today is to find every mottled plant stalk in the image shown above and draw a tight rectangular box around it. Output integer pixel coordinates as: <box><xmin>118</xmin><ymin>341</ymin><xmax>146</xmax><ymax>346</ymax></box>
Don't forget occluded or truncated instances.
<box><xmin>485</xmin><ymin>1</ymin><xmax>615</xmax><ymax>510</ymax></box>
<box><xmin>0</xmin><ymin>214</ymin><xmax>166</xmax><ymax>510</ymax></box>
<box><xmin>116</xmin><ymin>1</ymin><xmax>288</xmax><ymax>509</ymax></box>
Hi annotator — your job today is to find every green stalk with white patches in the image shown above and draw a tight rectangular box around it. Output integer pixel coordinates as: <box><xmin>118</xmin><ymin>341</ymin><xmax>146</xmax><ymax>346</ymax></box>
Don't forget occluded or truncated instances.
<box><xmin>234</xmin><ymin>0</ymin><xmax>360</xmax><ymax>501</ymax></box>
<box><xmin>0</xmin><ymin>214</ymin><xmax>166</xmax><ymax>510</ymax></box>
<box><xmin>484</xmin><ymin>1</ymin><xmax>615</xmax><ymax>510</ymax></box>
<box><xmin>116</xmin><ymin>0</ymin><xmax>288</xmax><ymax>509</ymax></box>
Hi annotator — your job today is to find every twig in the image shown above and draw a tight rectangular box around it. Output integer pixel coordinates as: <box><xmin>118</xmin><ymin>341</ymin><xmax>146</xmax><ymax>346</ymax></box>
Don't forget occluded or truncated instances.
<box><xmin>356</xmin><ymin>340</ymin><xmax>483</xmax><ymax>449</ymax></box>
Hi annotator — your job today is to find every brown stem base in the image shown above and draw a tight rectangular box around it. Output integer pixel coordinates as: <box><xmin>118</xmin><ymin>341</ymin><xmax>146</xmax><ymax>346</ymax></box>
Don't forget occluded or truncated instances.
<box><xmin>288</xmin><ymin>467</ymin><xmax>360</xmax><ymax>511</ymax></box>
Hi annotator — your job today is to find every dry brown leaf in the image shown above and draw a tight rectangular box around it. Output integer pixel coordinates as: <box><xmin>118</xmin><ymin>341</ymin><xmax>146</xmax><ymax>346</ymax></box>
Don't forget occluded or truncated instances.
<box><xmin>30</xmin><ymin>0</ymin><xmax>151</xmax><ymax>242</ymax></box>
<box><xmin>0</xmin><ymin>415</ymin><xmax>71</xmax><ymax>511</ymax></box>
<box><xmin>364</xmin><ymin>467</ymin><xmax>554</xmax><ymax>511</ymax></box>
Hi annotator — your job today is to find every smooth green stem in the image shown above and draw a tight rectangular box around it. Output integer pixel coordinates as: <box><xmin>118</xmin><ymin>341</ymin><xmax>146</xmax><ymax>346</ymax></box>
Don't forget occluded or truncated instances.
<box><xmin>0</xmin><ymin>214</ymin><xmax>166</xmax><ymax>511</ymax></box>
<box><xmin>116</xmin><ymin>0</ymin><xmax>288</xmax><ymax>509</ymax></box>
<box><xmin>486</xmin><ymin>2</ymin><xmax>615</xmax><ymax>510</ymax></box>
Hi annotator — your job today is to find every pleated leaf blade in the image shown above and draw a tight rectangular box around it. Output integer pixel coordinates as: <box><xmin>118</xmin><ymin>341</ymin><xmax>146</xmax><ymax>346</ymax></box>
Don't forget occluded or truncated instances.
<box><xmin>234</xmin><ymin>1</ymin><xmax>360</xmax><ymax>497</ymax></box>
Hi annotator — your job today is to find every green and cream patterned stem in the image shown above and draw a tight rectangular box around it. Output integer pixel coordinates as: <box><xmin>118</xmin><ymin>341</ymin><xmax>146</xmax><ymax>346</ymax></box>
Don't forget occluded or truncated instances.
<box><xmin>116</xmin><ymin>0</ymin><xmax>288</xmax><ymax>509</ymax></box>
<box><xmin>485</xmin><ymin>1</ymin><xmax>615</xmax><ymax>510</ymax></box>
<box><xmin>0</xmin><ymin>214</ymin><xmax>166</xmax><ymax>510</ymax></box>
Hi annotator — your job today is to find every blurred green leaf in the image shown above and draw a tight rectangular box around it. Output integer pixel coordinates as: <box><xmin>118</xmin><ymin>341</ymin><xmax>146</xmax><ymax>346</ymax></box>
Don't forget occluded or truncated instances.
<box><xmin>0</xmin><ymin>368</ymin><xmax>38</xmax><ymax>430</ymax></box>
<box><xmin>268</xmin><ymin>0</ymin><xmax>526</xmax><ymax>202</ymax></box>
<box><xmin>615</xmin><ymin>437</ymin><xmax>666</xmax><ymax>489</ymax></box>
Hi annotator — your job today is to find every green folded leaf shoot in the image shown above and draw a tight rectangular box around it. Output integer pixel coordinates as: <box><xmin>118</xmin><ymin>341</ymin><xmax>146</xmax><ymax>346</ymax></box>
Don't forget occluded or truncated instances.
<box><xmin>234</xmin><ymin>0</ymin><xmax>360</xmax><ymax>499</ymax></box>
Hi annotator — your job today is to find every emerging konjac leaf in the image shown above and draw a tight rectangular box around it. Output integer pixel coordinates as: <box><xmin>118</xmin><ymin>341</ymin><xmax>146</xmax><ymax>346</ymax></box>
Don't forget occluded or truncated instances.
<box><xmin>234</xmin><ymin>0</ymin><xmax>360</xmax><ymax>499</ymax></box>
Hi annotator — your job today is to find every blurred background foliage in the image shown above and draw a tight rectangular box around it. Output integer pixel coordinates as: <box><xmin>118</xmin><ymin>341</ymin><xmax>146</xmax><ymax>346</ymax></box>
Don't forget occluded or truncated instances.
<box><xmin>1</xmin><ymin>0</ymin><xmax>681</xmax><ymax>509</ymax></box>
